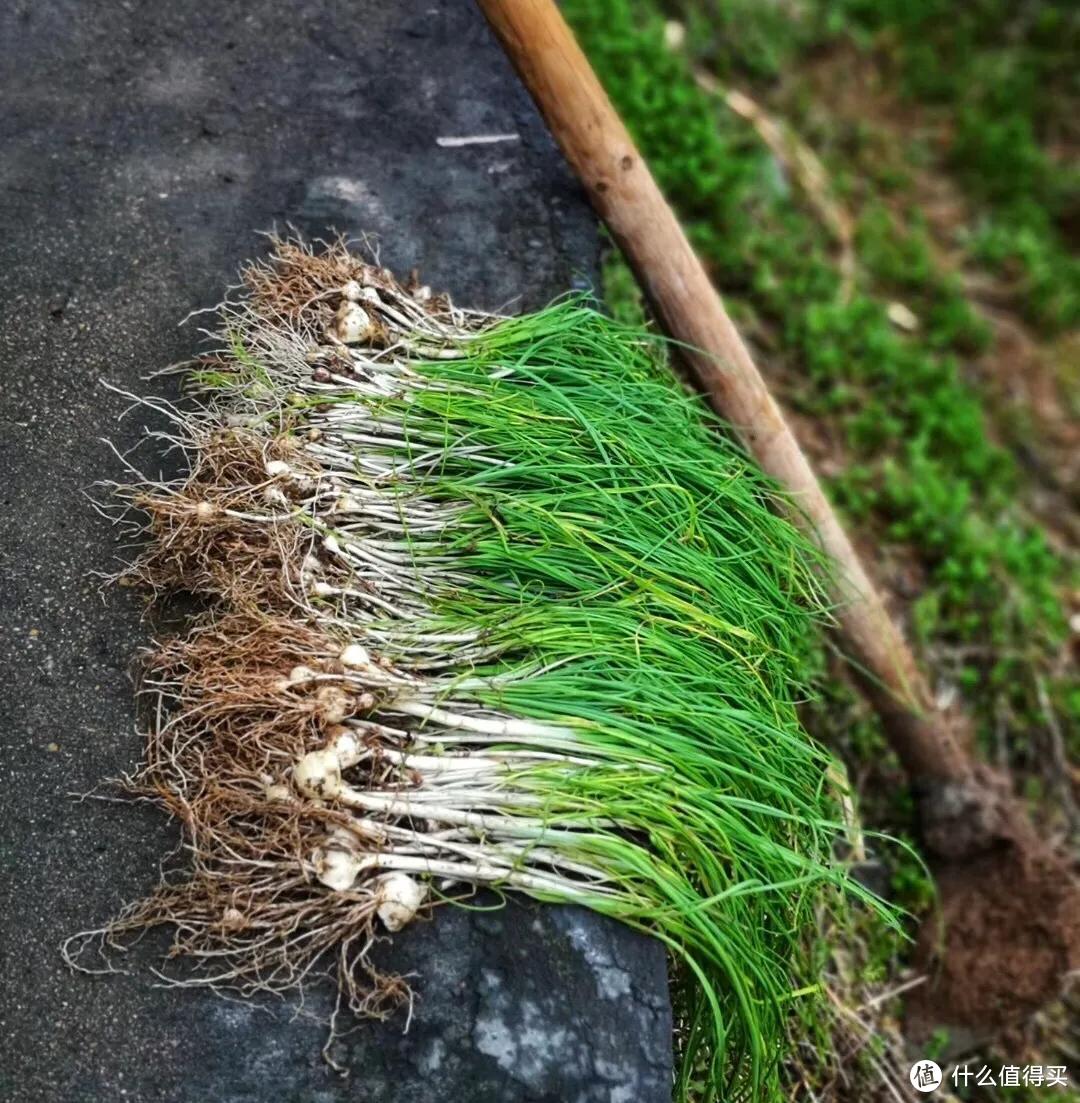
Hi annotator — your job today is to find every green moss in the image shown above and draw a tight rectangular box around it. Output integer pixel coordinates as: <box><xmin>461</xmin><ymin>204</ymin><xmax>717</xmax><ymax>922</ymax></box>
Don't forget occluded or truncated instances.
<box><xmin>824</xmin><ymin>0</ymin><xmax>1080</xmax><ymax>329</ymax></box>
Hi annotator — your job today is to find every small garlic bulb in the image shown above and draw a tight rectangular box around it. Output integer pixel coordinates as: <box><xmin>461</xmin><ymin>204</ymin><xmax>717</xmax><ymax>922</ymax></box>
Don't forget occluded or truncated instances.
<box><xmin>292</xmin><ymin>749</ymin><xmax>343</xmax><ymax>799</ymax></box>
<box><xmin>274</xmin><ymin>664</ymin><xmax>318</xmax><ymax>693</ymax></box>
<box><xmin>313</xmin><ymin>844</ymin><xmax>363</xmax><ymax>892</ymax></box>
<box><xmin>339</xmin><ymin>643</ymin><xmax>370</xmax><ymax>668</ymax></box>
<box><xmin>265</xmin><ymin>459</ymin><xmax>292</xmax><ymax>478</ymax></box>
<box><xmin>376</xmin><ymin>872</ymin><xmax>427</xmax><ymax>931</ymax></box>
<box><xmin>326</xmin><ymin>726</ymin><xmax>362</xmax><ymax>768</ymax></box>
<box><xmin>314</xmin><ymin>684</ymin><xmax>351</xmax><ymax>725</ymax></box>
<box><xmin>334</xmin><ymin>301</ymin><xmax>373</xmax><ymax>344</ymax></box>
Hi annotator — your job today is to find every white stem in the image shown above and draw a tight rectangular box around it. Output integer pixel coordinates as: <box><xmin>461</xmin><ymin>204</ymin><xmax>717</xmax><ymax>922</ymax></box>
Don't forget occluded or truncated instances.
<box><xmin>334</xmin><ymin>782</ymin><xmax>611</xmax><ymax>834</ymax></box>
<box><xmin>390</xmin><ymin>700</ymin><xmax>578</xmax><ymax>742</ymax></box>
<box><xmin>355</xmin><ymin>852</ymin><xmax>607</xmax><ymax>899</ymax></box>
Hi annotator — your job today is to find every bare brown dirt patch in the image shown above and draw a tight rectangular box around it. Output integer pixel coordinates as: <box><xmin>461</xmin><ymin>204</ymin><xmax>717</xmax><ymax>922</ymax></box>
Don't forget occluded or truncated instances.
<box><xmin>907</xmin><ymin>803</ymin><xmax>1080</xmax><ymax>1046</ymax></box>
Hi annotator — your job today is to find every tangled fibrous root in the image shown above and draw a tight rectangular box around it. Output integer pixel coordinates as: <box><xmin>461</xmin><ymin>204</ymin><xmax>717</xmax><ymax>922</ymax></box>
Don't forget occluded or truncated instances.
<box><xmin>67</xmin><ymin>236</ymin><xmax>630</xmax><ymax>1058</ymax></box>
<box><xmin>128</xmin><ymin>431</ymin><xmax>316</xmax><ymax>605</ymax></box>
<box><xmin>65</xmin><ymin>239</ymin><xmax>515</xmax><ymax>1045</ymax></box>
<box><xmin>71</xmin><ymin>606</ymin><xmax>416</xmax><ymax>1045</ymax></box>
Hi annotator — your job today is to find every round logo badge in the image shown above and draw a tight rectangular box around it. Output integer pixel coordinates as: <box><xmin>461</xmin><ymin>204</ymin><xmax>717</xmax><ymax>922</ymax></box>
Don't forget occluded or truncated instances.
<box><xmin>909</xmin><ymin>1060</ymin><xmax>943</xmax><ymax>1093</ymax></box>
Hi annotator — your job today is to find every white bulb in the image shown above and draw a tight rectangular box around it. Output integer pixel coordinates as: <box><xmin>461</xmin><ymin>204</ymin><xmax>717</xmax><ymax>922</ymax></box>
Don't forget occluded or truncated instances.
<box><xmin>323</xmin><ymin>534</ymin><xmax>341</xmax><ymax>556</ymax></box>
<box><xmin>315</xmin><ymin>685</ymin><xmax>351</xmax><ymax>725</ymax></box>
<box><xmin>335</xmin><ymin>302</ymin><xmax>372</xmax><ymax>344</ymax></box>
<box><xmin>327</xmin><ymin>826</ymin><xmax>358</xmax><ymax>849</ymax></box>
<box><xmin>288</xmin><ymin>664</ymin><xmax>318</xmax><ymax>684</ymax></box>
<box><xmin>312</xmin><ymin>581</ymin><xmax>336</xmax><ymax>597</ymax></box>
<box><xmin>339</xmin><ymin>643</ymin><xmax>370</xmax><ymax>668</ymax></box>
<box><xmin>376</xmin><ymin>872</ymin><xmax>427</xmax><ymax>931</ymax></box>
<box><xmin>313</xmin><ymin>845</ymin><xmax>362</xmax><ymax>892</ymax></box>
<box><xmin>266</xmin><ymin>459</ymin><xmax>292</xmax><ymax>478</ymax></box>
<box><xmin>327</xmin><ymin>727</ymin><xmax>362</xmax><ymax>768</ymax></box>
<box><xmin>292</xmin><ymin>749</ymin><xmax>343</xmax><ymax>799</ymax></box>
<box><xmin>340</xmin><ymin>280</ymin><xmax>363</xmax><ymax>302</ymax></box>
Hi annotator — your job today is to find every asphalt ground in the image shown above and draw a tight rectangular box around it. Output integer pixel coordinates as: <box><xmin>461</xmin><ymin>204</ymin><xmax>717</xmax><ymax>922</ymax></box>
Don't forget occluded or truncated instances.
<box><xmin>0</xmin><ymin>3</ymin><xmax>671</xmax><ymax>1100</ymax></box>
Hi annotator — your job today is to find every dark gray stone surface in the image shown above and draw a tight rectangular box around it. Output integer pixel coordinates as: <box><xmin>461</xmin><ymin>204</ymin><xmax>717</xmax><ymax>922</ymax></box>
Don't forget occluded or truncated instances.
<box><xmin>0</xmin><ymin>2</ymin><xmax>672</xmax><ymax>1100</ymax></box>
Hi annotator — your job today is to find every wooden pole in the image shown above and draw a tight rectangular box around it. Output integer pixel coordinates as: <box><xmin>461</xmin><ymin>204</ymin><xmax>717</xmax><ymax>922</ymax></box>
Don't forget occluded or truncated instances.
<box><xmin>476</xmin><ymin>0</ymin><xmax>970</xmax><ymax>788</ymax></box>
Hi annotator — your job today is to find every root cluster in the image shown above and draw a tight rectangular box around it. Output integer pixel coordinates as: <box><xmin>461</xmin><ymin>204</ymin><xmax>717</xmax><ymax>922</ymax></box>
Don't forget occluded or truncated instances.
<box><xmin>68</xmin><ymin>238</ymin><xmax>609</xmax><ymax>1036</ymax></box>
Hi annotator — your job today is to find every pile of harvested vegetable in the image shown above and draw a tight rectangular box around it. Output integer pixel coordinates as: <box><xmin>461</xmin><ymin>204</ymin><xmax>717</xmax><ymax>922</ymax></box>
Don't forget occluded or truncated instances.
<box><xmin>66</xmin><ymin>238</ymin><xmax>887</xmax><ymax>1100</ymax></box>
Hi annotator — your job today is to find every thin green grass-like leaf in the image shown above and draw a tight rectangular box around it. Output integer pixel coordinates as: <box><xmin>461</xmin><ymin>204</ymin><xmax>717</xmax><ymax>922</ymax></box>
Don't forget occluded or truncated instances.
<box><xmin>356</xmin><ymin>302</ymin><xmax>891</xmax><ymax>1098</ymax></box>
<box><xmin>95</xmin><ymin>244</ymin><xmax>892</xmax><ymax>1103</ymax></box>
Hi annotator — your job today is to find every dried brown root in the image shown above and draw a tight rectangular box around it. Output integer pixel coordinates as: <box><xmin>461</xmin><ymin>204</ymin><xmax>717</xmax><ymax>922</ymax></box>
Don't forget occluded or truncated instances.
<box><xmin>70</xmin><ymin>388</ymin><xmax>427</xmax><ymax>1031</ymax></box>
<box><xmin>124</xmin><ymin>429</ymin><xmax>318</xmax><ymax>606</ymax></box>
<box><xmin>240</xmin><ymin>233</ymin><xmax>451</xmax><ymax>335</ymax></box>
<box><xmin>64</xmin><ymin>591</ymin><xmax>419</xmax><ymax>1027</ymax></box>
